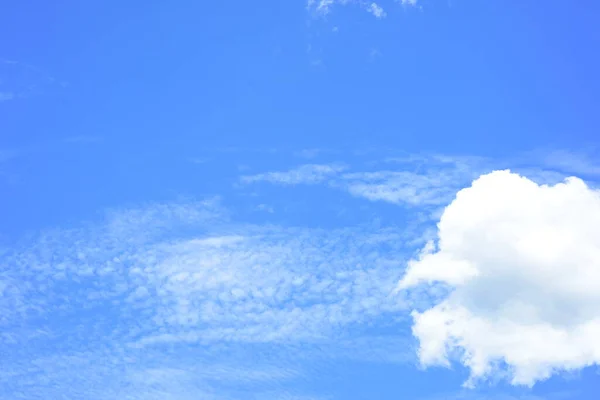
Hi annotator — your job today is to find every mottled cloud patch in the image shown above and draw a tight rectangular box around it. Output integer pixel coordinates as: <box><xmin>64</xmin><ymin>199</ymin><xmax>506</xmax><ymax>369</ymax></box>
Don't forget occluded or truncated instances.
<box><xmin>0</xmin><ymin>199</ymin><xmax>413</xmax><ymax>398</ymax></box>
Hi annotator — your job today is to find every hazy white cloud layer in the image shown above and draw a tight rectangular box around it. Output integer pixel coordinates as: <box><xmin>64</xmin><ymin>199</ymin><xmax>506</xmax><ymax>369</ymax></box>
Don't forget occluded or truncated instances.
<box><xmin>399</xmin><ymin>170</ymin><xmax>600</xmax><ymax>386</ymax></box>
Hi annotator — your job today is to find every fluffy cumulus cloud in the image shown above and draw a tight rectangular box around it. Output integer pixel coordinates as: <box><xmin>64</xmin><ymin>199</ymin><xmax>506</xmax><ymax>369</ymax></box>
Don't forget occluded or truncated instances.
<box><xmin>398</xmin><ymin>170</ymin><xmax>600</xmax><ymax>386</ymax></box>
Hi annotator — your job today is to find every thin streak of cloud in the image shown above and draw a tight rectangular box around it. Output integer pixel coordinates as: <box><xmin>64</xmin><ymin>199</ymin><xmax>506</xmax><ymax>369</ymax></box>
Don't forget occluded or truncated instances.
<box><xmin>240</xmin><ymin>164</ymin><xmax>347</xmax><ymax>185</ymax></box>
<box><xmin>368</xmin><ymin>2</ymin><xmax>387</xmax><ymax>18</ymax></box>
<box><xmin>239</xmin><ymin>151</ymin><xmax>600</xmax><ymax>210</ymax></box>
<box><xmin>240</xmin><ymin>155</ymin><xmax>487</xmax><ymax>210</ymax></box>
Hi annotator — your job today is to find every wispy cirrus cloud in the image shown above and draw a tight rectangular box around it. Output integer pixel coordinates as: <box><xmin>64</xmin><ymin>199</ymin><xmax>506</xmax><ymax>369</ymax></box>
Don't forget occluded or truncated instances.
<box><xmin>1</xmin><ymin>347</ymin><xmax>313</xmax><ymax>400</ymax></box>
<box><xmin>535</xmin><ymin>149</ymin><xmax>600</xmax><ymax>177</ymax></box>
<box><xmin>240</xmin><ymin>164</ymin><xmax>347</xmax><ymax>185</ymax></box>
<box><xmin>239</xmin><ymin>155</ymin><xmax>487</xmax><ymax>210</ymax></box>
<box><xmin>368</xmin><ymin>2</ymin><xmax>387</xmax><ymax>18</ymax></box>
<box><xmin>239</xmin><ymin>150</ymin><xmax>600</xmax><ymax>212</ymax></box>
<box><xmin>307</xmin><ymin>0</ymin><xmax>417</xmax><ymax>17</ymax></box>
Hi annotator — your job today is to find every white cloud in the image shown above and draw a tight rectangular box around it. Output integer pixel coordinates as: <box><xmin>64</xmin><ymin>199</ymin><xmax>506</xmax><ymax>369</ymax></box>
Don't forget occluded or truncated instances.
<box><xmin>240</xmin><ymin>152</ymin><xmax>600</xmax><ymax>215</ymax></box>
<box><xmin>240</xmin><ymin>164</ymin><xmax>346</xmax><ymax>185</ymax></box>
<box><xmin>307</xmin><ymin>0</ymin><xmax>337</xmax><ymax>15</ymax></box>
<box><xmin>368</xmin><ymin>3</ymin><xmax>387</xmax><ymax>18</ymax></box>
<box><xmin>1</xmin><ymin>200</ymin><xmax>412</xmax><ymax>344</ymax></box>
<box><xmin>0</xmin><ymin>198</ymin><xmax>416</xmax><ymax>398</ymax></box>
<box><xmin>540</xmin><ymin>149</ymin><xmax>600</xmax><ymax>177</ymax></box>
<box><xmin>241</xmin><ymin>155</ymin><xmax>487</xmax><ymax>210</ymax></box>
<box><xmin>307</xmin><ymin>0</ymin><xmax>416</xmax><ymax>17</ymax></box>
<box><xmin>342</xmin><ymin>169</ymin><xmax>470</xmax><ymax>206</ymax></box>
<box><xmin>1</xmin><ymin>348</ymin><xmax>309</xmax><ymax>400</ymax></box>
<box><xmin>398</xmin><ymin>170</ymin><xmax>600</xmax><ymax>386</ymax></box>
<box><xmin>129</xmin><ymin>227</ymin><xmax>408</xmax><ymax>346</ymax></box>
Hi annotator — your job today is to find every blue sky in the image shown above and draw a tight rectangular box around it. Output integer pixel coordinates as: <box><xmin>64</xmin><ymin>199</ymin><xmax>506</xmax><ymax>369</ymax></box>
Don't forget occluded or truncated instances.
<box><xmin>1</xmin><ymin>1</ymin><xmax>600</xmax><ymax>399</ymax></box>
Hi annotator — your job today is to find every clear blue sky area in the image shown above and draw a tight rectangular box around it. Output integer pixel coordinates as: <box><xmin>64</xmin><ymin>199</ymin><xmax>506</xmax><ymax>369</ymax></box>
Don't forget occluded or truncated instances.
<box><xmin>1</xmin><ymin>1</ymin><xmax>599</xmax><ymax>399</ymax></box>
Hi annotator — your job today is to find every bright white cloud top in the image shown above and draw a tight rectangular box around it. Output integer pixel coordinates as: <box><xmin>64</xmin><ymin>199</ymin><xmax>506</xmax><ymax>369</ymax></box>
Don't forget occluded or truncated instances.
<box><xmin>398</xmin><ymin>170</ymin><xmax>600</xmax><ymax>387</ymax></box>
